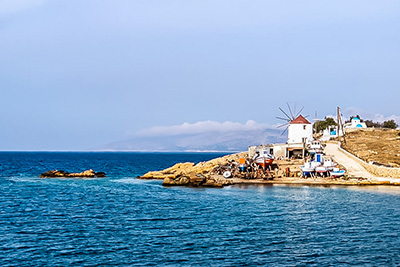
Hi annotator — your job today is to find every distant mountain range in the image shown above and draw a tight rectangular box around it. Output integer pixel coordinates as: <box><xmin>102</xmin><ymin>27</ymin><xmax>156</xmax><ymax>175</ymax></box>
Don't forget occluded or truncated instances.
<box><xmin>100</xmin><ymin>128</ymin><xmax>286</xmax><ymax>152</ymax></box>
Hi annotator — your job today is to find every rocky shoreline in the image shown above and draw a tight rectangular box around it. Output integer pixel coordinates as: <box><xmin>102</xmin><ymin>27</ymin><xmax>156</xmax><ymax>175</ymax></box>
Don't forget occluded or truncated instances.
<box><xmin>138</xmin><ymin>152</ymin><xmax>400</xmax><ymax>188</ymax></box>
<box><xmin>138</xmin><ymin>153</ymin><xmax>247</xmax><ymax>187</ymax></box>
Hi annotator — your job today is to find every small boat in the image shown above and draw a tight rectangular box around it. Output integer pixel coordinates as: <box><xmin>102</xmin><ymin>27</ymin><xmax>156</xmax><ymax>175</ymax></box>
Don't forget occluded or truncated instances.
<box><xmin>254</xmin><ymin>156</ymin><xmax>274</xmax><ymax>167</ymax></box>
<box><xmin>323</xmin><ymin>156</ymin><xmax>337</xmax><ymax>172</ymax></box>
<box><xmin>300</xmin><ymin>162</ymin><xmax>315</xmax><ymax>177</ymax></box>
<box><xmin>300</xmin><ymin>161</ymin><xmax>322</xmax><ymax>177</ymax></box>
<box><xmin>302</xmin><ymin>154</ymin><xmax>342</xmax><ymax>178</ymax></box>
<box><xmin>315</xmin><ymin>166</ymin><xmax>330</xmax><ymax>177</ymax></box>
<box><xmin>310</xmin><ymin>161</ymin><xmax>322</xmax><ymax>168</ymax></box>
<box><xmin>331</xmin><ymin>168</ymin><xmax>346</xmax><ymax>178</ymax></box>
<box><xmin>308</xmin><ymin>140</ymin><xmax>324</xmax><ymax>154</ymax></box>
<box><xmin>253</xmin><ymin>149</ymin><xmax>274</xmax><ymax>168</ymax></box>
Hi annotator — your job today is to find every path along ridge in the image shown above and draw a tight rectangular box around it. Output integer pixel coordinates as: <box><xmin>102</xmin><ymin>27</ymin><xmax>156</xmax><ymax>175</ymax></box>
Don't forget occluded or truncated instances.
<box><xmin>324</xmin><ymin>142</ymin><xmax>400</xmax><ymax>183</ymax></box>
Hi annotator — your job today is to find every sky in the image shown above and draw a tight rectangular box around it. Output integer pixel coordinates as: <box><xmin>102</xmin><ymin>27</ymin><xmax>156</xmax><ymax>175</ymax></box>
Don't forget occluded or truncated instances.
<box><xmin>1</xmin><ymin>0</ymin><xmax>399</xmax><ymax>150</ymax></box>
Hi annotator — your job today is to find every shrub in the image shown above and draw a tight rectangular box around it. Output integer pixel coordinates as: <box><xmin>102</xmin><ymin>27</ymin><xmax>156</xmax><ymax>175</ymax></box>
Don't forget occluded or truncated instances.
<box><xmin>365</xmin><ymin>120</ymin><xmax>382</xmax><ymax>128</ymax></box>
<box><xmin>314</xmin><ymin>117</ymin><xmax>337</xmax><ymax>133</ymax></box>
<box><xmin>382</xmin><ymin>120</ymin><xmax>398</xmax><ymax>129</ymax></box>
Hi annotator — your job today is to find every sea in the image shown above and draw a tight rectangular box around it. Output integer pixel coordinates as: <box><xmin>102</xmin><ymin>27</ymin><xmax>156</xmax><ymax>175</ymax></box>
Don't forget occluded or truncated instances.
<box><xmin>1</xmin><ymin>152</ymin><xmax>400</xmax><ymax>266</ymax></box>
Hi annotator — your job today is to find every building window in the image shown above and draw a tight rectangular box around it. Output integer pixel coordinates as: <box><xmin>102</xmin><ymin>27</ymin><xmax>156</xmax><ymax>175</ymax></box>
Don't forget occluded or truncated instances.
<box><xmin>303</xmin><ymin>125</ymin><xmax>306</xmax><ymax>130</ymax></box>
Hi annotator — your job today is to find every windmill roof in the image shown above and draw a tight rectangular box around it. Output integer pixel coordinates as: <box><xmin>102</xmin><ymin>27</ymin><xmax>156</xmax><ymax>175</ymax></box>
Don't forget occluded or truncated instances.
<box><xmin>290</xmin><ymin>115</ymin><xmax>311</xmax><ymax>124</ymax></box>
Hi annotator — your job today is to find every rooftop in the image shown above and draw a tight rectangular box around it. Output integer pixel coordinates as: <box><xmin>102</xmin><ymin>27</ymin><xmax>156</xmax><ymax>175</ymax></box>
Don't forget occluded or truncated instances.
<box><xmin>290</xmin><ymin>115</ymin><xmax>311</xmax><ymax>124</ymax></box>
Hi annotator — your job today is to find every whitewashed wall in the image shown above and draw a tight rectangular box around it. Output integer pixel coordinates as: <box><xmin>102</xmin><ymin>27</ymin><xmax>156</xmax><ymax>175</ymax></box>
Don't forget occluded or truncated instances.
<box><xmin>288</xmin><ymin>124</ymin><xmax>313</xmax><ymax>144</ymax></box>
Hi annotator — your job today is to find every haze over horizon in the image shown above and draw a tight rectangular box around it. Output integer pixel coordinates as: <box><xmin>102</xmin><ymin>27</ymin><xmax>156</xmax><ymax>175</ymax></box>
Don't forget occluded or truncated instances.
<box><xmin>1</xmin><ymin>1</ymin><xmax>399</xmax><ymax>151</ymax></box>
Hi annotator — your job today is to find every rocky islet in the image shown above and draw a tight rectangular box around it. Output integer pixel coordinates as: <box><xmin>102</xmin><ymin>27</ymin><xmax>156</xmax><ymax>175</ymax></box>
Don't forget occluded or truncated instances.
<box><xmin>40</xmin><ymin>169</ymin><xmax>106</xmax><ymax>178</ymax></box>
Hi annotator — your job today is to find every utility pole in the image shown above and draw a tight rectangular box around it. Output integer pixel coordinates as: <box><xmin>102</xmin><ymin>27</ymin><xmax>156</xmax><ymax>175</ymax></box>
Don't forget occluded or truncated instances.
<box><xmin>337</xmin><ymin>107</ymin><xmax>346</xmax><ymax>144</ymax></box>
<box><xmin>313</xmin><ymin>111</ymin><xmax>320</xmax><ymax>139</ymax></box>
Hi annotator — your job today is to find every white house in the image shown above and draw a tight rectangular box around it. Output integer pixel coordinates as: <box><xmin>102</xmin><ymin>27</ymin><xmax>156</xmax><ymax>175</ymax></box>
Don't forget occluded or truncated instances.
<box><xmin>288</xmin><ymin>115</ymin><xmax>313</xmax><ymax>144</ymax></box>
<box><xmin>344</xmin><ymin>117</ymin><xmax>367</xmax><ymax>129</ymax></box>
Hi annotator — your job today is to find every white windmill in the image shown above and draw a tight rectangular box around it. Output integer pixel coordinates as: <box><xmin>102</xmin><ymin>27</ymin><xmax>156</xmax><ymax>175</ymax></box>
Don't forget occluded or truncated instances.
<box><xmin>276</xmin><ymin>103</ymin><xmax>313</xmax><ymax>145</ymax></box>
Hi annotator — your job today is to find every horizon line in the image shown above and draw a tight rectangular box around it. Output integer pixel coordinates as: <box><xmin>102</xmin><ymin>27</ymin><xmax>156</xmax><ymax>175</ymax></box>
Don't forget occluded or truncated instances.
<box><xmin>0</xmin><ymin>149</ymin><xmax>243</xmax><ymax>153</ymax></box>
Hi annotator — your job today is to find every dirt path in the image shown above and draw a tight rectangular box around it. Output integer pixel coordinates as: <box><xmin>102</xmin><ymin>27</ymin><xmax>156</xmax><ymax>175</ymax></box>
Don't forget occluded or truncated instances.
<box><xmin>324</xmin><ymin>143</ymin><xmax>374</xmax><ymax>179</ymax></box>
<box><xmin>325</xmin><ymin>142</ymin><xmax>400</xmax><ymax>183</ymax></box>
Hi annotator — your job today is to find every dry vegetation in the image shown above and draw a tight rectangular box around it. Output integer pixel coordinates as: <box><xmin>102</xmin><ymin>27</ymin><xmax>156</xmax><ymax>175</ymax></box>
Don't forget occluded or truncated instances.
<box><xmin>341</xmin><ymin>129</ymin><xmax>400</xmax><ymax>167</ymax></box>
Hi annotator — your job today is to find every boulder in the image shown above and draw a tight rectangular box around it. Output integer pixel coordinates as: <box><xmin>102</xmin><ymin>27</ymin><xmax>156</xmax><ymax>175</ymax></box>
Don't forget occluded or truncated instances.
<box><xmin>162</xmin><ymin>176</ymin><xmax>191</xmax><ymax>186</ymax></box>
<box><xmin>162</xmin><ymin>173</ymin><xmax>232</xmax><ymax>187</ymax></box>
<box><xmin>95</xmin><ymin>172</ymin><xmax>106</xmax><ymax>177</ymax></box>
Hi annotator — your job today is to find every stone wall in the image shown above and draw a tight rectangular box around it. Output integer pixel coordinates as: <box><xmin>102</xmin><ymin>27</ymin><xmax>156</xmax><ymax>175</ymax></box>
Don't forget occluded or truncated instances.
<box><xmin>338</xmin><ymin>144</ymin><xmax>400</xmax><ymax>178</ymax></box>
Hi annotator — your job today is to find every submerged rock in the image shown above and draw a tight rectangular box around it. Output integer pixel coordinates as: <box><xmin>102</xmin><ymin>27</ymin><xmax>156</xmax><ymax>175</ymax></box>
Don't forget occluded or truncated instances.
<box><xmin>40</xmin><ymin>169</ymin><xmax>106</xmax><ymax>178</ymax></box>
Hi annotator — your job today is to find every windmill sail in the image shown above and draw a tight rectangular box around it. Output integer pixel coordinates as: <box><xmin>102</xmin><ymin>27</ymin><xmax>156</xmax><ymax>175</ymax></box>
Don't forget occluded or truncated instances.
<box><xmin>277</xmin><ymin>103</ymin><xmax>309</xmax><ymax>136</ymax></box>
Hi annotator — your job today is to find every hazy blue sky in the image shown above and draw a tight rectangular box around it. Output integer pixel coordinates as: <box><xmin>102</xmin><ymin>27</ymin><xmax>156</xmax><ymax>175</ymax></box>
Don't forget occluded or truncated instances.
<box><xmin>1</xmin><ymin>0</ymin><xmax>399</xmax><ymax>150</ymax></box>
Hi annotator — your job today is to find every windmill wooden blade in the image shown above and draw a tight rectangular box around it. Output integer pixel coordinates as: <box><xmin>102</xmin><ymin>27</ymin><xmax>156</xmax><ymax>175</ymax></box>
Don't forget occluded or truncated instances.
<box><xmin>279</xmin><ymin>107</ymin><xmax>292</xmax><ymax>121</ymax></box>
<box><xmin>276</xmin><ymin>116</ymin><xmax>291</xmax><ymax>122</ymax></box>
<box><xmin>278</xmin><ymin>123</ymin><xmax>289</xmax><ymax>128</ymax></box>
<box><xmin>280</xmin><ymin>126</ymin><xmax>289</xmax><ymax>136</ymax></box>
<box><xmin>296</xmin><ymin>106</ymin><xmax>304</xmax><ymax>117</ymax></box>
<box><xmin>287</xmin><ymin>102</ymin><xmax>294</xmax><ymax>119</ymax></box>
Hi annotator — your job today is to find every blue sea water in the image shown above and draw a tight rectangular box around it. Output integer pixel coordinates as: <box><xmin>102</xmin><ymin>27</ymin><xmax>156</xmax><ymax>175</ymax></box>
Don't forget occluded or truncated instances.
<box><xmin>1</xmin><ymin>152</ymin><xmax>400</xmax><ymax>266</ymax></box>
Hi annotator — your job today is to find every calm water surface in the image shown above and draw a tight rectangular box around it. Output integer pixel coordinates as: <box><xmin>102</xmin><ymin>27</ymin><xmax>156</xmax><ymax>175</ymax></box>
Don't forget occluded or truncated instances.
<box><xmin>1</xmin><ymin>152</ymin><xmax>400</xmax><ymax>266</ymax></box>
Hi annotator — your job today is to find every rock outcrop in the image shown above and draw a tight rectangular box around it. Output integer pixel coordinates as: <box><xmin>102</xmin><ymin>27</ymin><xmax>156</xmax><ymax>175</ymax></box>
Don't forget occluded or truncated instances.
<box><xmin>138</xmin><ymin>152</ymin><xmax>247</xmax><ymax>187</ymax></box>
<box><xmin>40</xmin><ymin>169</ymin><xmax>106</xmax><ymax>178</ymax></box>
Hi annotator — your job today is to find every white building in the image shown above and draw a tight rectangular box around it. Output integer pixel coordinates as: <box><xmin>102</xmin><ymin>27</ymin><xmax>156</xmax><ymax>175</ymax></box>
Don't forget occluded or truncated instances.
<box><xmin>249</xmin><ymin>115</ymin><xmax>313</xmax><ymax>159</ymax></box>
<box><xmin>321</xmin><ymin>125</ymin><xmax>344</xmax><ymax>141</ymax></box>
<box><xmin>344</xmin><ymin>117</ymin><xmax>367</xmax><ymax>129</ymax></box>
<box><xmin>287</xmin><ymin>115</ymin><xmax>313</xmax><ymax>144</ymax></box>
